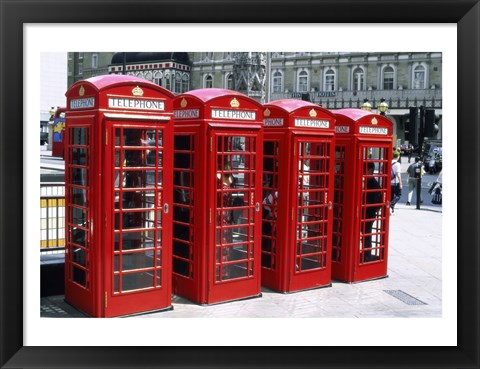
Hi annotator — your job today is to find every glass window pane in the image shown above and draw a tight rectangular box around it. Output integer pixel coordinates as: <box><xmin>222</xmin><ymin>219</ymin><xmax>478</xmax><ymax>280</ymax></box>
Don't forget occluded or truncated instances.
<box><xmin>122</xmin><ymin>272</ymin><xmax>154</xmax><ymax>291</ymax></box>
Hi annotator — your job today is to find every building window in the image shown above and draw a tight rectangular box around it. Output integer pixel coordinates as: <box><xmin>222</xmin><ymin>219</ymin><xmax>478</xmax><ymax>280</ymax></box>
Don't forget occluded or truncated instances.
<box><xmin>205</xmin><ymin>75</ymin><xmax>213</xmax><ymax>88</ymax></box>
<box><xmin>353</xmin><ymin>67</ymin><xmax>365</xmax><ymax>91</ymax></box>
<box><xmin>78</xmin><ymin>52</ymin><xmax>84</xmax><ymax>60</ymax></box>
<box><xmin>175</xmin><ymin>73</ymin><xmax>182</xmax><ymax>93</ymax></box>
<box><xmin>297</xmin><ymin>70</ymin><xmax>308</xmax><ymax>92</ymax></box>
<box><xmin>165</xmin><ymin>72</ymin><xmax>171</xmax><ymax>90</ymax></box>
<box><xmin>204</xmin><ymin>52</ymin><xmax>213</xmax><ymax>61</ymax></box>
<box><xmin>413</xmin><ymin>64</ymin><xmax>426</xmax><ymax>89</ymax></box>
<box><xmin>78</xmin><ymin>63</ymin><xmax>83</xmax><ymax>76</ymax></box>
<box><xmin>144</xmin><ymin>71</ymin><xmax>153</xmax><ymax>81</ymax></box>
<box><xmin>226</xmin><ymin>74</ymin><xmax>234</xmax><ymax>90</ymax></box>
<box><xmin>92</xmin><ymin>53</ymin><xmax>98</xmax><ymax>69</ymax></box>
<box><xmin>382</xmin><ymin>66</ymin><xmax>395</xmax><ymax>90</ymax></box>
<box><xmin>324</xmin><ymin>69</ymin><xmax>335</xmax><ymax>91</ymax></box>
<box><xmin>273</xmin><ymin>71</ymin><xmax>283</xmax><ymax>93</ymax></box>
<box><xmin>182</xmin><ymin>74</ymin><xmax>190</xmax><ymax>93</ymax></box>
<box><xmin>154</xmin><ymin>71</ymin><xmax>163</xmax><ymax>86</ymax></box>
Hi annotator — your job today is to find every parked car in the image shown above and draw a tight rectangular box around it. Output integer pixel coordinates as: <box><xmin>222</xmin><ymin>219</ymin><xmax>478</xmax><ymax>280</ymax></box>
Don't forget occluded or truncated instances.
<box><xmin>399</xmin><ymin>143</ymin><xmax>413</xmax><ymax>155</ymax></box>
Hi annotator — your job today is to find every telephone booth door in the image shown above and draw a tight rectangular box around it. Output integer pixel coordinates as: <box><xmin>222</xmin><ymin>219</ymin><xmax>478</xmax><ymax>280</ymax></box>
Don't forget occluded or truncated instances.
<box><xmin>208</xmin><ymin>131</ymin><xmax>262</xmax><ymax>303</ymax></box>
<box><xmin>331</xmin><ymin>108</ymin><xmax>392</xmax><ymax>283</ymax></box>
<box><xmin>289</xmin><ymin>136</ymin><xmax>333</xmax><ymax>291</ymax></box>
<box><xmin>103</xmin><ymin>122</ymin><xmax>172</xmax><ymax>317</ymax></box>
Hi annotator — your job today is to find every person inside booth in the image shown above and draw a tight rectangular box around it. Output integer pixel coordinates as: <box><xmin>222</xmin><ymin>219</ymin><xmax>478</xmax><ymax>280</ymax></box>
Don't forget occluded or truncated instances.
<box><xmin>362</xmin><ymin>162</ymin><xmax>382</xmax><ymax>263</ymax></box>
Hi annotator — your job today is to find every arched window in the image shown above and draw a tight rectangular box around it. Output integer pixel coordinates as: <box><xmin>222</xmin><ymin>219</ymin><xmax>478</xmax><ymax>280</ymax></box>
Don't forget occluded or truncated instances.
<box><xmin>273</xmin><ymin>71</ymin><xmax>283</xmax><ymax>93</ymax></box>
<box><xmin>413</xmin><ymin>65</ymin><xmax>426</xmax><ymax>89</ymax></box>
<box><xmin>154</xmin><ymin>71</ymin><xmax>163</xmax><ymax>86</ymax></box>
<box><xmin>182</xmin><ymin>74</ymin><xmax>190</xmax><ymax>93</ymax></box>
<box><xmin>324</xmin><ymin>69</ymin><xmax>336</xmax><ymax>91</ymax></box>
<box><xmin>226</xmin><ymin>74</ymin><xmax>234</xmax><ymax>90</ymax></box>
<box><xmin>382</xmin><ymin>66</ymin><xmax>395</xmax><ymax>90</ymax></box>
<box><xmin>205</xmin><ymin>75</ymin><xmax>213</xmax><ymax>88</ymax></box>
<box><xmin>165</xmin><ymin>72</ymin><xmax>171</xmax><ymax>90</ymax></box>
<box><xmin>144</xmin><ymin>71</ymin><xmax>152</xmax><ymax>81</ymax></box>
<box><xmin>298</xmin><ymin>70</ymin><xmax>308</xmax><ymax>92</ymax></box>
<box><xmin>353</xmin><ymin>67</ymin><xmax>365</xmax><ymax>91</ymax></box>
<box><xmin>175</xmin><ymin>73</ymin><xmax>182</xmax><ymax>93</ymax></box>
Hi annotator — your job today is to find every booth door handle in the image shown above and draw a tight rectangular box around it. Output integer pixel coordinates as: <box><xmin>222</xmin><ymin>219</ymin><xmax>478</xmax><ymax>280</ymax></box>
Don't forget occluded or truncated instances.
<box><xmin>328</xmin><ymin>201</ymin><xmax>333</xmax><ymax>210</ymax></box>
<box><xmin>164</xmin><ymin>203</ymin><xmax>169</xmax><ymax>213</ymax></box>
<box><xmin>255</xmin><ymin>202</ymin><xmax>260</xmax><ymax>212</ymax></box>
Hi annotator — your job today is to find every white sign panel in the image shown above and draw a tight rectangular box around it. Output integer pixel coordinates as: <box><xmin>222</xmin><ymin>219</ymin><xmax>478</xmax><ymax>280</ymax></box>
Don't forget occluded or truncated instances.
<box><xmin>335</xmin><ymin>126</ymin><xmax>350</xmax><ymax>133</ymax></box>
<box><xmin>359</xmin><ymin>126</ymin><xmax>389</xmax><ymax>135</ymax></box>
<box><xmin>263</xmin><ymin>118</ymin><xmax>284</xmax><ymax>126</ymax></box>
<box><xmin>108</xmin><ymin>97</ymin><xmax>165</xmax><ymax>111</ymax></box>
<box><xmin>294</xmin><ymin>118</ymin><xmax>330</xmax><ymax>128</ymax></box>
<box><xmin>174</xmin><ymin>109</ymin><xmax>200</xmax><ymax>119</ymax></box>
<box><xmin>70</xmin><ymin>97</ymin><xmax>95</xmax><ymax>109</ymax></box>
<box><xmin>211</xmin><ymin>109</ymin><xmax>256</xmax><ymax>120</ymax></box>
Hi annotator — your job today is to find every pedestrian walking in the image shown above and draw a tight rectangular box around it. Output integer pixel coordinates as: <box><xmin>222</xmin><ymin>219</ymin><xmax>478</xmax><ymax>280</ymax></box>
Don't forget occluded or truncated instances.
<box><xmin>390</xmin><ymin>151</ymin><xmax>402</xmax><ymax>214</ymax></box>
<box><xmin>406</xmin><ymin>156</ymin><xmax>424</xmax><ymax>205</ymax></box>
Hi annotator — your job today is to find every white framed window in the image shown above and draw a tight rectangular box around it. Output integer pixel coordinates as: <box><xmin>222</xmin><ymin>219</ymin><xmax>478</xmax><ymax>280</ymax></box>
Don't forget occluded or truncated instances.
<box><xmin>272</xmin><ymin>71</ymin><xmax>283</xmax><ymax>93</ymax></box>
<box><xmin>175</xmin><ymin>73</ymin><xmax>182</xmax><ymax>93</ymax></box>
<box><xmin>78</xmin><ymin>63</ymin><xmax>83</xmax><ymax>75</ymax></box>
<box><xmin>92</xmin><ymin>53</ymin><xmax>98</xmax><ymax>69</ymax></box>
<box><xmin>154</xmin><ymin>71</ymin><xmax>163</xmax><ymax>86</ymax></box>
<box><xmin>382</xmin><ymin>65</ymin><xmax>395</xmax><ymax>90</ymax></box>
<box><xmin>182</xmin><ymin>74</ymin><xmax>190</xmax><ymax>93</ymax></box>
<box><xmin>412</xmin><ymin>64</ymin><xmax>426</xmax><ymax>89</ymax></box>
<box><xmin>165</xmin><ymin>72</ymin><xmax>171</xmax><ymax>90</ymax></box>
<box><xmin>352</xmin><ymin>67</ymin><xmax>365</xmax><ymax>91</ymax></box>
<box><xmin>204</xmin><ymin>74</ymin><xmax>213</xmax><ymax>88</ymax></box>
<box><xmin>226</xmin><ymin>74</ymin><xmax>234</xmax><ymax>90</ymax></box>
<box><xmin>324</xmin><ymin>68</ymin><xmax>336</xmax><ymax>91</ymax></box>
<box><xmin>297</xmin><ymin>70</ymin><xmax>309</xmax><ymax>92</ymax></box>
<box><xmin>78</xmin><ymin>52</ymin><xmax>84</xmax><ymax>60</ymax></box>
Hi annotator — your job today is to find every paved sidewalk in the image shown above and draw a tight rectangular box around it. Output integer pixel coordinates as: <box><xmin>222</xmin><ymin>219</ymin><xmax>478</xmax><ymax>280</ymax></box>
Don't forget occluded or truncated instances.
<box><xmin>41</xmin><ymin>152</ymin><xmax>443</xmax><ymax>318</ymax></box>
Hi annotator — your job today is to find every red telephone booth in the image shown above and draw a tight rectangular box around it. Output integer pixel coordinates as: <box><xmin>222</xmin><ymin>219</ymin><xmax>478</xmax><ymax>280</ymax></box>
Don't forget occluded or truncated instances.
<box><xmin>52</xmin><ymin>107</ymin><xmax>67</xmax><ymax>158</ymax></box>
<box><xmin>261</xmin><ymin>99</ymin><xmax>336</xmax><ymax>293</ymax></box>
<box><xmin>172</xmin><ymin>88</ymin><xmax>264</xmax><ymax>304</ymax></box>
<box><xmin>332</xmin><ymin>108</ymin><xmax>392</xmax><ymax>283</ymax></box>
<box><xmin>64</xmin><ymin>75</ymin><xmax>174</xmax><ymax>317</ymax></box>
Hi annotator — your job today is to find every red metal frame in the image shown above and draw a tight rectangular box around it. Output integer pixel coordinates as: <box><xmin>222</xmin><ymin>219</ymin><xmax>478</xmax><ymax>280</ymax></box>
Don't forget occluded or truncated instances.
<box><xmin>261</xmin><ymin>99</ymin><xmax>336</xmax><ymax>293</ymax></box>
<box><xmin>64</xmin><ymin>75</ymin><xmax>174</xmax><ymax>317</ymax></box>
<box><xmin>332</xmin><ymin>108</ymin><xmax>392</xmax><ymax>283</ymax></box>
<box><xmin>173</xmin><ymin>88</ymin><xmax>264</xmax><ymax>304</ymax></box>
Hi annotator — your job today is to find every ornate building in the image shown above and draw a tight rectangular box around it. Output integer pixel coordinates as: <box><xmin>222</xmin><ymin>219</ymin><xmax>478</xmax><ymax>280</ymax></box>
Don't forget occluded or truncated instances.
<box><xmin>67</xmin><ymin>51</ymin><xmax>442</xmax><ymax>143</ymax></box>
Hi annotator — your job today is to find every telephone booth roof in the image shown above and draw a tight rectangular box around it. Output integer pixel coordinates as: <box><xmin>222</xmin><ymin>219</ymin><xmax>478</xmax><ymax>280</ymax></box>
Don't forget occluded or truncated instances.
<box><xmin>333</xmin><ymin>108</ymin><xmax>392</xmax><ymax>136</ymax></box>
<box><xmin>67</xmin><ymin>74</ymin><xmax>175</xmax><ymax>96</ymax></box>
<box><xmin>262</xmin><ymin>99</ymin><xmax>336</xmax><ymax>130</ymax></box>
<box><xmin>65</xmin><ymin>74</ymin><xmax>174</xmax><ymax>113</ymax></box>
<box><xmin>173</xmin><ymin>88</ymin><xmax>263</xmax><ymax>123</ymax></box>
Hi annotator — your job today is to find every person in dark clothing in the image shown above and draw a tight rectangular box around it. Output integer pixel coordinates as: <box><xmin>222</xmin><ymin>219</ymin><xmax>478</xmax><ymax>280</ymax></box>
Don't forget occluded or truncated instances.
<box><xmin>363</xmin><ymin>162</ymin><xmax>382</xmax><ymax>262</ymax></box>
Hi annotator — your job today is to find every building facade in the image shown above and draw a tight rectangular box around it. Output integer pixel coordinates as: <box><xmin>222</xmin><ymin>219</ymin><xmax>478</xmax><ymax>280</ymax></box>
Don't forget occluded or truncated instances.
<box><xmin>67</xmin><ymin>51</ymin><xmax>443</xmax><ymax>143</ymax></box>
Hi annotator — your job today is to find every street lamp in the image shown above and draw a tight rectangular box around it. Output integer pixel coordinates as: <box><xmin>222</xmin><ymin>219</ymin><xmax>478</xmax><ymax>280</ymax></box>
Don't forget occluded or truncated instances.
<box><xmin>378</xmin><ymin>98</ymin><xmax>389</xmax><ymax>115</ymax></box>
<box><xmin>360</xmin><ymin>98</ymin><xmax>372</xmax><ymax>111</ymax></box>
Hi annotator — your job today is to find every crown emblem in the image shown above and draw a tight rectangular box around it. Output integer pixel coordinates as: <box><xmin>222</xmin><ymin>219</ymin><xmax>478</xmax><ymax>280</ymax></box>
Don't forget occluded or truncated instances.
<box><xmin>79</xmin><ymin>85</ymin><xmax>85</xmax><ymax>96</ymax></box>
<box><xmin>132</xmin><ymin>86</ymin><xmax>144</xmax><ymax>96</ymax></box>
<box><xmin>180</xmin><ymin>98</ymin><xmax>188</xmax><ymax>108</ymax></box>
<box><xmin>230</xmin><ymin>98</ymin><xmax>240</xmax><ymax>108</ymax></box>
<box><xmin>264</xmin><ymin>108</ymin><xmax>270</xmax><ymax>117</ymax></box>
<box><xmin>371</xmin><ymin>117</ymin><xmax>378</xmax><ymax>125</ymax></box>
<box><xmin>309</xmin><ymin>109</ymin><xmax>317</xmax><ymax>118</ymax></box>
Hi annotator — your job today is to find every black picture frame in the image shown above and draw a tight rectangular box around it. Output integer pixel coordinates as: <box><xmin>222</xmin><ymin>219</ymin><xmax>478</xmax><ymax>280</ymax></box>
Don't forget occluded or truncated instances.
<box><xmin>1</xmin><ymin>1</ymin><xmax>478</xmax><ymax>368</ymax></box>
